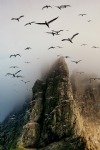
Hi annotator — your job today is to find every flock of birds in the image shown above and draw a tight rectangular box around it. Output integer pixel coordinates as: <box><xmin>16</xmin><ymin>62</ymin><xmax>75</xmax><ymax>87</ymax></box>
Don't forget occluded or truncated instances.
<box><xmin>5</xmin><ymin>46</ymin><xmax>32</xmax><ymax>83</ymax></box>
<box><xmin>6</xmin><ymin>3</ymin><xmax>100</xmax><ymax>90</ymax></box>
<box><xmin>4</xmin><ymin>3</ymin><xmax>100</xmax><ymax>95</ymax></box>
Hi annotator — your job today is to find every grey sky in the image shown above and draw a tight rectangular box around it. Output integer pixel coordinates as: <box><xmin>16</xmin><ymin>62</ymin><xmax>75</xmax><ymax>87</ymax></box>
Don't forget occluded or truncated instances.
<box><xmin>0</xmin><ymin>0</ymin><xmax>100</xmax><ymax>121</ymax></box>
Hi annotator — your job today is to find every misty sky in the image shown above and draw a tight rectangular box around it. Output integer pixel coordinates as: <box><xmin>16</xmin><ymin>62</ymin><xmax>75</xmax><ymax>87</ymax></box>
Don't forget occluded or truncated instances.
<box><xmin>0</xmin><ymin>0</ymin><xmax>100</xmax><ymax>122</ymax></box>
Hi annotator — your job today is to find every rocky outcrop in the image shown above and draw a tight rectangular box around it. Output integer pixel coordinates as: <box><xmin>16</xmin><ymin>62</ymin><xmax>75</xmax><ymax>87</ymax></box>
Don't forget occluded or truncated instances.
<box><xmin>17</xmin><ymin>57</ymin><xmax>86</xmax><ymax>150</ymax></box>
<box><xmin>1</xmin><ymin>56</ymin><xmax>100</xmax><ymax>150</ymax></box>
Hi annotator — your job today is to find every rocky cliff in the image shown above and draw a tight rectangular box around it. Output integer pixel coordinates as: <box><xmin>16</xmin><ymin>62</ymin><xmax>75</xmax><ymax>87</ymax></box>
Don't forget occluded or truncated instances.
<box><xmin>16</xmin><ymin>56</ymin><xmax>90</xmax><ymax>150</ymax></box>
<box><xmin>1</xmin><ymin>56</ymin><xmax>100</xmax><ymax>150</ymax></box>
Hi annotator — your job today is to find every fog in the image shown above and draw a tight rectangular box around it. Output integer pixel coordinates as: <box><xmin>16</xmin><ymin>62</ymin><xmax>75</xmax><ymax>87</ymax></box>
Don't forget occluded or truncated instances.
<box><xmin>0</xmin><ymin>0</ymin><xmax>100</xmax><ymax>122</ymax></box>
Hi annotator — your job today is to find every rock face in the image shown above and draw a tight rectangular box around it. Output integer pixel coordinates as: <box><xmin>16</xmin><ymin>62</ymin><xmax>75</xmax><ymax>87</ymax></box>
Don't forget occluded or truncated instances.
<box><xmin>1</xmin><ymin>56</ymin><xmax>100</xmax><ymax>150</ymax></box>
<box><xmin>17</xmin><ymin>57</ymin><xmax>86</xmax><ymax>150</ymax></box>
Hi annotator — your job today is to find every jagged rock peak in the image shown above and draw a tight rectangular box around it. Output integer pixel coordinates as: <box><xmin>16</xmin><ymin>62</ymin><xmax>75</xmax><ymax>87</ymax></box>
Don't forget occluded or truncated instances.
<box><xmin>17</xmin><ymin>57</ymin><xmax>86</xmax><ymax>150</ymax></box>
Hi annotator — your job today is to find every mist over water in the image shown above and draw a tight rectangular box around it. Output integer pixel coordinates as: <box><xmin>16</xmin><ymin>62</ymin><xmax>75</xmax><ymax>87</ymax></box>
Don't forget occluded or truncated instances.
<box><xmin>0</xmin><ymin>0</ymin><xmax>100</xmax><ymax>122</ymax></box>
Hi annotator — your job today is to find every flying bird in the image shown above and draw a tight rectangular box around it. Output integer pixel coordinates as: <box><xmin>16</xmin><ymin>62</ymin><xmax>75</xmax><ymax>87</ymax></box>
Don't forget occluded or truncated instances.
<box><xmin>42</xmin><ymin>5</ymin><xmax>52</xmax><ymax>10</ymax></box>
<box><xmin>57</xmin><ymin>46</ymin><xmax>63</xmax><ymax>48</ymax></box>
<box><xmin>10</xmin><ymin>66</ymin><xmax>19</xmax><ymax>68</ymax></box>
<box><xmin>10</xmin><ymin>54</ymin><xmax>21</xmax><ymax>58</ymax></box>
<box><xmin>46</xmin><ymin>31</ymin><xmax>59</xmax><ymax>36</ymax></box>
<box><xmin>5</xmin><ymin>70</ymin><xmax>21</xmax><ymax>77</ymax></box>
<box><xmin>21</xmin><ymin>80</ymin><xmax>30</xmax><ymax>84</ymax></box>
<box><xmin>55</xmin><ymin>5</ymin><xmax>71</xmax><ymax>10</ymax></box>
<box><xmin>48</xmin><ymin>46</ymin><xmax>55</xmax><ymax>50</ymax></box>
<box><xmin>71</xmin><ymin>60</ymin><xmax>82</xmax><ymax>64</ymax></box>
<box><xmin>11</xmin><ymin>15</ymin><xmax>24</xmax><ymax>22</ymax></box>
<box><xmin>52</xmin><ymin>30</ymin><xmax>63</xmax><ymax>35</ymax></box>
<box><xmin>87</xmin><ymin>20</ymin><xmax>91</xmax><ymax>22</ymax></box>
<box><xmin>81</xmin><ymin>44</ymin><xmax>87</xmax><ymax>46</ymax></box>
<box><xmin>92</xmin><ymin>46</ymin><xmax>99</xmax><ymax>48</ymax></box>
<box><xmin>25</xmin><ymin>22</ymin><xmax>35</xmax><ymax>26</ymax></box>
<box><xmin>15</xmin><ymin>75</ymin><xmax>23</xmax><ymax>78</ymax></box>
<box><xmin>62</xmin><ymin>33</ymin><xmax>79</xmax><ymax>43</ymax></box>
<box><xmin>60</xmin><ymin>5</ymin><xmax>71</xmax><ymax>8</ymax></box>
<box><xmin>33</xmin><ymin>16</ymin><xmax>59</xmax><ymax>28</ymax></box>
<box><xmin>79</xmin><ymin>14</ymin><xmax>86</xmax><ymax>16</ymax></box>
<box><xmin>25</xmin><ymin>47</ymin><xmax>31</xmax><ymax>50</ymax></box>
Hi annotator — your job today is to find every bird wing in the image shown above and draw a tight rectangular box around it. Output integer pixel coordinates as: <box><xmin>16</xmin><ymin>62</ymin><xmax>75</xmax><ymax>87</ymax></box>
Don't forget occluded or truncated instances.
<box><xmin>16</xmin><ymin>54</ymin><xmax>21</xmax><ymax>57</ymax></box>
<box><xmin>19</xmin><ymin>15</ymin><xmax>24</xmax><ymax>19</ymax></box>
<box><xmin>60</xmin><ymin>5</ymin><xmax>67</xmax><ymax>8</ymax></box>
<box><xmin>58</xmin><ymin>30</ymin><xmax>63</xmax><ymax>33</ymax></box>
<box><xmin>10</xmin><ymin>55</ymin><xmax>14</xmax><ymax>58</ymax></box>
<box><xmin>62</xmin><ymin>39</ymin><xmax>68</xmax><ymax>41</ymax></box>
<box><xmin>71</xmin><ymin>33</ymin><xmax>79</xmax><ymax>40</ymax></box>
<box><xmin>31</xmin><ymin>21</ymin><xmax>35</xmax><ymax>24</ymax></box>
<box><xmin>11</xmin><ymin>18</ymin><xmax>17</xmax><ymax>20</ymax></box>
<box><xmin>42</xmin><ymin>6</ymin><xmax>46</xmax><ymax>9</ymax></box>
<box><xmin>48</xmin><ymin>6</ymin><xmax>52</xmax><ymax>8</ymax></box>
<box><xmin>35</xmin><ymin>22</ymin><xmax>46</xmax><ymax>25</ymax></box>
<box><xmin>16</xmin><ymin>75</ymin><xmax>23</xmax><ymax>78</ymax></box>
<box><xmin>48</xmin><ymin>47</ymin><xmax>55</xmax><ymax>49</ymax></box>
<box><xmin>48</xmin><ymin>16</ymin><xmax>59</xmax><ymax>24</ymax></box>
<box><xmin>15</xmin><ymin>70</ymin><xmax>21</xmax><ymax>75</ymax></box>
<box><xmin>25</xmin><ymin>23</ymin><xmax>29</xmax><ymax>26</ymax></box>
<box><xmin>6</xmin><ymin>73</ymin><xmax>12</xmax><ymax>76</ymax></box>
<box><xmin>46</xmin><ymin>32</ymin><xmax>52</xmax><ymax>34</ymax></box>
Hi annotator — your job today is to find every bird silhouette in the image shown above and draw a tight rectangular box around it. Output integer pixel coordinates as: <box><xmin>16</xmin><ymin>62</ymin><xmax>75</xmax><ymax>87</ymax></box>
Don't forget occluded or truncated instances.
<box><xmin>46</xmin><ymin>31</ymin><xmax>60</xmax><ymax>36</ymax></box>
<box><xmin>25</xmin><ymin>47</ymin><xmax>31</xmax><ymax>50</ymax></box>
<box><xmin>71</xmin><ymin>60</ymin><xmax>82</xmax><ymax>64</ymax></box>
<box><xmin>79</xmin><ymin>14</ymin><xmax>86</xmax><ymax>16</ymax></box>
<box><xmin>15</xmin><ymin>75</ymin><xmax>23</xmax><ymax>78</ymax></box>
<box><xmin>25</xmin><ymin>22</ymin><xmax>35</xmax><ymax>26</ymax></box>
<box><xmin>10</xmin><ymin>54</ymin><xmax>21</xmax><ymax>58</ymax></box>
<box><xmin>52</xmin><ymin>30</ymin><xmax>63</xmax><ymax>35</ymax></box>
<box><xmin>57</xmin><ymin>46</ymin><xmax>63</xmax><ymax>48</ymax></box>
<box><xmin>48</xmin><ymin>46</ymin><xmax>55</xmax><ymax>50</ymax></box>
<box><xmin>62</xmin><ymin>33</ymin><xmax>79</xmax><ymax>43</ymax></box>
<box><xmin>87</xmin><ymin>20</ymin><xmax>91</xmax><ymax>22</ymax></box>
<box><xmin>42</xmin><ymin>5</ymin><xmax>52</xmax><ymax>10</ymax></box>
<box><xmin>10</xmin><ymin>66</ymin><xmax>19</xmax><ymax>68</ymax></box>
<box><xmin>92</xmin><ymin>46</ymin><xmax>99</xmax><ymax>48</ymax></box>
<box><xmin>33</xmin><ymin>16</ymin><xmax>59</xmax><ymax>28</ymax></box>
<box><xmin>21</xmin><ymin>80</ymin><xmax>30</xmax><ymax>84</ymax></box>
<box><xmin>5</xmin><ymin>70</ymin><xmax>21</xmax><ymax>77</ymax></box>
<box><xmin>11</xmin><ymin>15</ymin><xmax>24</xmax><ymax>21</ymax></box>
<box><xmin>81</xmin><ymin>44</ymin><xmax>87</xmax><ymax>46</ymax></box>
<box><xmin>55</xmin><ymin>5</ymin><xmax>71</xmax><ymax>10</ymax></box>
